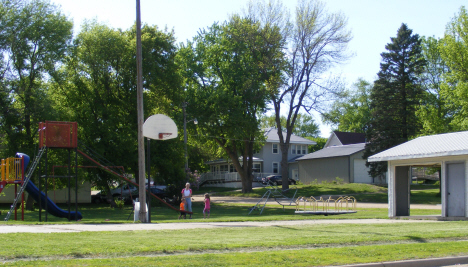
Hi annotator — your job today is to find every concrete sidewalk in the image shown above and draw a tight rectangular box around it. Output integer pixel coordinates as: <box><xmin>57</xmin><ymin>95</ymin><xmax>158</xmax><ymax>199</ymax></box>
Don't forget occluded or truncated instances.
<box><xmin>0</xmin><ymin>219</ymin><xmax>443</xmax><ymax>234</ymax></box>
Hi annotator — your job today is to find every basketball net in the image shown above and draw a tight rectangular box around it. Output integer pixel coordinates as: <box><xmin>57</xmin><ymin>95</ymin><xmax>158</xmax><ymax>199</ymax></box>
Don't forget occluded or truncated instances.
<box><xmin>158</xmin><ymin>133</ymin><xmax>172</xmax><ymax>140</ymax></box>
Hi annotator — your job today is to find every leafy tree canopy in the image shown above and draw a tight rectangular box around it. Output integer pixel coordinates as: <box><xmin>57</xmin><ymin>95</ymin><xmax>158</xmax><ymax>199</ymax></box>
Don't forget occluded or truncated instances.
<box><xmin>439</xmin><ymin>6</ymin><xmax>468</xmax><ymax>131</ymax></box>
<box><xmin>259</xmin><ymin>113</ymin><xmax>320</xmax><ymax>138</ymax></box>
<box><xmin>0</xmin><ymin>0</ymin><xmax>73</xmax><ymax>157</ymax></box>
<box><xmin>416</xmin><ymin>36</ymin><xmax>452</xmax><ymax>135</ymax></box>
<box><xmin>322</xmin><ymin>78</ymin><xmax>372</xmax><ymax>133</ymax></box>
<box><xmin>178</xmin><ymin>15</ymin><xmax>284</xmax><ymax>192</ymax></box>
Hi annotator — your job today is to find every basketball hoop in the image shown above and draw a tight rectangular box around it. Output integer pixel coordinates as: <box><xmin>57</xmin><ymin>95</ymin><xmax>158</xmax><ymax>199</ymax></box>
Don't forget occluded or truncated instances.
<box><xmin>158</xmin><ymin>133</ymin><xmax>173</xmax><ymax>140</ymax></box>
<box><xmin>143</xmin><ymin>114</ymin><xmax>178</xmax><ymax>141</ymax></box>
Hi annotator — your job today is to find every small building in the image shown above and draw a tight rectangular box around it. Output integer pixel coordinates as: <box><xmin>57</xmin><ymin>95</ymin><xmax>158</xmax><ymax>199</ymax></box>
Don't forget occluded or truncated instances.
<box><xmin>368</xmin><ymin>131</ymin><xmax>468</xmax><ymax>219</ymax></box>
<box><xmin>296</xmin><ymin>131</ymin><xmax>379</xmax><ymax>184</ymax></box>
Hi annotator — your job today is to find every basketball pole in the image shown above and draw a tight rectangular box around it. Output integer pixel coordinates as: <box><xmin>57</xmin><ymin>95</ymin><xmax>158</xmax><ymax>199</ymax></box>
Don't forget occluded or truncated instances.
<box><xmin>136</xmin><ymin>0</ymin><xmax>147</xmax><ymax>223</ymax></box>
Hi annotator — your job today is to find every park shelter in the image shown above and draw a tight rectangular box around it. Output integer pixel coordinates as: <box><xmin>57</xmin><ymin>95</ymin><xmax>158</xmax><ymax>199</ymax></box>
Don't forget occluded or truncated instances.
<box><xmin>368</xmin><ymin>131</ymin><xmax>468</xmax><ymax>220</ymax></box>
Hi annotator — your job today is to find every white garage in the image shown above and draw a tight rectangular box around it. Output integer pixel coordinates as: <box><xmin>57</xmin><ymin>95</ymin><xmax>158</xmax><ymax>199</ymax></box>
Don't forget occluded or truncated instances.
<box><xmin>353</xmin><ymin>159</ymin><xmax>373</xmax><ymax>184</ymax></box>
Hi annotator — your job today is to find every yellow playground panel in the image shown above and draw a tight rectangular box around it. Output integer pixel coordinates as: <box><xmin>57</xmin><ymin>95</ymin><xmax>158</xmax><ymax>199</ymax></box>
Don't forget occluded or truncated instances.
<box><xmin>1</xmin><ymin>158</ymin><xmax>23</xmax><ymax>183</ymax></box>
<box><xmin>295</xmin><ymin>196</ymin><xmax>357</xmax><ymax>215</ymax></box>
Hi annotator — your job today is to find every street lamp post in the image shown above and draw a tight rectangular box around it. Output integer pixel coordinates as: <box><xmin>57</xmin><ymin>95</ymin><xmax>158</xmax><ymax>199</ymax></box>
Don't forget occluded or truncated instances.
<box><xmin>182</xmin><ymin>102</ymin><xmax>197</xmax><ymax>181</ymax></box>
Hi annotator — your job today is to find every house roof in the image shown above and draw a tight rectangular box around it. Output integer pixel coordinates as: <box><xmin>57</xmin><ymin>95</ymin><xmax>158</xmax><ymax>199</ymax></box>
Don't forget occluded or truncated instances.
<box><xmin>328</xmin><ymin>131</ymin><xmax>366</xmax><ymax>146</ymax></box>
<box><xmin>368</xmin><ymin>131</ymin><xmax>468</xmax><ymax>162</ymax></box>
<box><xmin>264</xmin><ymin>128</ymin><xmax>316</xmax><ymax>145</ymax></box>
<box><xmin>296</xmin><ymin>143</ymin><xmax>365</xmax><ymax>161</ymax></box>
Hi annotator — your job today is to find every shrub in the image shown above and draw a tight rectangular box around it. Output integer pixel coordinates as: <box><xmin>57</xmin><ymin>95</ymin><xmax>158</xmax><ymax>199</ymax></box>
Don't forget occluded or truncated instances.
<box><xmin>114</xmin><ymin>198</ymin><xmax>125</xmax><ymax>209</ymax></box>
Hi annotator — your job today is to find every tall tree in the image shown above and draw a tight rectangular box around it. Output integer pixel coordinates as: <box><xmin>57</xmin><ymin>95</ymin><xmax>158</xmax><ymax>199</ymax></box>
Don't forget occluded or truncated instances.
<box><xmin>52</xmin><ymin>21</ymin><xmax>183</xmax><ymax>199</ymax></box>
<box><xmin>417</xmin><ymin>36</ymin><xmax>452</xmax><ymax>135</ymax></box>
<box><xmin>364</xmin><ymin>23</ymin><xmax>426</xmax><ymax>178</ymax></box>
<box><xmin>178</xmin><ymin>16</ymin><xmax>284</xmax><ymax>192</ymax></box>
<box><xmin>0</xmin><ymin>0</ymin><xmax>73</xmax><ymax>157</ymax></box>
<box><xmin>322</xmin><ymin>78</ymin><xmax>372</xmax><ymax>133</ymax></box>
<box><xmin>439</xmin><ymin>6</ymin><xmax>468</xmax><ymax>131</ymax></box>
<box><xmin>246</xmin><ymin>0</ymin><xmax>351</xmax><ymax>189</ymax></box>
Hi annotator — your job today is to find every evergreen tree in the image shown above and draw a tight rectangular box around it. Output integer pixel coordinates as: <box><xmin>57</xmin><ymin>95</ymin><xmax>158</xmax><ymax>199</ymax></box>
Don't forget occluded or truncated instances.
<box><xmin>364</xmin><ymin>23</ymin><xmax>425</xmax><ymax>177</ymax></box>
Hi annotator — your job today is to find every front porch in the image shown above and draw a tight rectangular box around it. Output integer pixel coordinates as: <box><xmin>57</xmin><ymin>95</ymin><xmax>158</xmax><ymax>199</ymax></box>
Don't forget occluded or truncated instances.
<box><xmin>199</xmin><ymin>172</ymin><xmax>274</xmax><ymax>188</ymax></box>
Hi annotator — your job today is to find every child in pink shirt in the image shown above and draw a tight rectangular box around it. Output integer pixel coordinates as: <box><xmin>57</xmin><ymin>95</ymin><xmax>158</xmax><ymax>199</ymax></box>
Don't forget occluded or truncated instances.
<box><xmin>203</xmin><ymin>193</ymin><xmax>210</xmax><ymax>219</ymax></box>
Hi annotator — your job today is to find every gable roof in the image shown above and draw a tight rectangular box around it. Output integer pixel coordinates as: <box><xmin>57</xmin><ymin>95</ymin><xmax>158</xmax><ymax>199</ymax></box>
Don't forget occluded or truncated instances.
<box><xmin>264</xmin><ymin>128</ymin><xmax>316</xmax><ymax>145</ymax></box>
<box><xmin>368</xmin><ymin>131</ymin><xmax>468</xmax><ymax>162</ymax></box>
<box><xmin>329</xmin><ymin>131</ymin><xmax>366</xmax><ymax>145</ymax></box>
<box><xmin>296</xmin><ymin>143</ymin><xmax>365</xmax><ymax>161</ymax></box>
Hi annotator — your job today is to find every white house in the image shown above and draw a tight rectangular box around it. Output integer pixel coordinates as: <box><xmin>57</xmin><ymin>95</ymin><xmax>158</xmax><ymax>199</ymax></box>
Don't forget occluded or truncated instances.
<box><xmin>369</xmin><ymin>131</ymin><xmax>468</xmax><ymax>219</ymax></box>
<box><xmin>201</xmin><ymin>128</ymin><xmax>316</xmax><ymax>187</ymax></box>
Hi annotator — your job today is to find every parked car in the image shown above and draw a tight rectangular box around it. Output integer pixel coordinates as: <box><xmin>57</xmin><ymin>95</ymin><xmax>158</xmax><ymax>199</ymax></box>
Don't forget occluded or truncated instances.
<box><xmin>91</xmin><ymin>191</ymin><xmax>105</xmax><ymax>204</ymax></box>
<box><xmin>262</xmin><ymin>175</ymin><xmax>296</xmax><ymax>185</ymax></box>
<box><xmin>110</xmin><ymin>183</ymin><xmax>138</xmax><ymax>198</ymax></box>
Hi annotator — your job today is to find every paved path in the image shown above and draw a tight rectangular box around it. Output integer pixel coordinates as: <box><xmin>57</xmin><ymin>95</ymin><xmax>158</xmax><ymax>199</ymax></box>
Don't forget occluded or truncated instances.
<box><xmin>0</xmin><ymin>218</ymin><xmax>443</xmax><ymax>234</ymax></box>
<box><xmin>0</xmin><ymin>195</ymin><xmax>441</xmax><ymax>234</ymax></box>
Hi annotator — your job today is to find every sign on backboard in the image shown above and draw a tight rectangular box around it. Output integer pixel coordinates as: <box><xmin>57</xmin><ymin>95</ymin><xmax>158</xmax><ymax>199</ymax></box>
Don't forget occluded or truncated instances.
<box><xmin>143</xmin><ymin>114</ymin><xmax>178</xmax><ymax>140</ymax></box>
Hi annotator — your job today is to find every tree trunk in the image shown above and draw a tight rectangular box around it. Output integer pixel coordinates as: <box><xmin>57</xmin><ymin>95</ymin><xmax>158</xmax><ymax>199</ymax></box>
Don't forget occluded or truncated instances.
<box><xmin>280</xmin><ymin>142</ymin><xmax>290</xmax><ymax>191</ymax></box>
<box><xmin>25</xmin><ymin>194</ymin><xmax>35</xmax><ymax>210</ymax></box>
<box><xmin>216</xmin><ymin>139</ymin><xmax>254</xmax><ymax>193</ymax></box>
<box><xmin>105</xmin><ymin>184</ymin><xmax>117</xmax><ymax>208</ymax></box>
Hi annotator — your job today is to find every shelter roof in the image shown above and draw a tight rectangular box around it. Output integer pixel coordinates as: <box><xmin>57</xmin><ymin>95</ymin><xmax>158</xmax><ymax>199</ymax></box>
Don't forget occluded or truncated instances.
<box><xmin>368</xmin><ymin>131</ymin><xmax>468</xmax><ymax>162</ymax></box>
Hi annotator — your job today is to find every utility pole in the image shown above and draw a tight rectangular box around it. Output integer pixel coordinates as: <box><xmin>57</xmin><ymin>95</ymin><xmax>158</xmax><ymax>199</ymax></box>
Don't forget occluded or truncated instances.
<box><xmin>136</xmin><ymin>0</ymin><xmax>147</xmax><ymax>222</ymax></box>
<box><xmin>182</xmin><ymin>102</ymin><xmax>188</xmax><ymax>181</ymax></box>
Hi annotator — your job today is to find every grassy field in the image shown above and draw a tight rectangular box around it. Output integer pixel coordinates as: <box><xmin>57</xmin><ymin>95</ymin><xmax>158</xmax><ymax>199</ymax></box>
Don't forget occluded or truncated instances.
<box><xmin>1</xmin><ymin>221</ymin><xmax>467</xmax><ymax>266</ymax></box>
<box><xmin>0</xmin><ymin>183</ymin><xmax>460</xmax><ymax>266</ymax></box>
<box><xmin>206</xmin><ymin>183</ymin><xmax>441</xmax><ymax>204</ymax></box>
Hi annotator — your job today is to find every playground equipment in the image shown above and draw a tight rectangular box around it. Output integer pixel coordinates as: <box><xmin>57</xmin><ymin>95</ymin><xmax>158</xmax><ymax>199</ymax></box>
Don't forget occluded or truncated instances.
<box><xmin>1</xmin><ymin>155</ymin><xmax>26</xmax><ymax>220</ymax></box>
<box><xmin>248</xmin><ymin>183</ymin><xmax>298</xmax><ymax>215</ymax></box>
<box><xmin>2</xmin><ymin>121</ymin><xmax>81</xmax><ymax>221</ymax></box>
<box><xmin>2</xmin><ymin>120</ymin><xmax>189</xmax><ymax>222</ymax></box>
<box><xmin>295</xmin><ymin>196</ymin><xmax>357</xmax><ymax>215</ymax></box>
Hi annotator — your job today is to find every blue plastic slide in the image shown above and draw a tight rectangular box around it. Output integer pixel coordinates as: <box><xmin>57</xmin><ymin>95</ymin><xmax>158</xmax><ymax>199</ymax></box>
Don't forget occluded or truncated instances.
<box><xmin>16</xmin><ymin>153</ymin><xmax>83</xmax><ymax>220</ymax></box>
<box><xmin>25</xmin><ymin>180</ymin><xmax>82</xmax><ymax>220</ymax></box>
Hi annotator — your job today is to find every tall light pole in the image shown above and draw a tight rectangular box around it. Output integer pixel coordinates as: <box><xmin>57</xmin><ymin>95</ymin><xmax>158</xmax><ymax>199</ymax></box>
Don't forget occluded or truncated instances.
<box><xmin>182</xmin><ymin>102</ymin><xmax>197</xmax><ymax>181</ymax></box>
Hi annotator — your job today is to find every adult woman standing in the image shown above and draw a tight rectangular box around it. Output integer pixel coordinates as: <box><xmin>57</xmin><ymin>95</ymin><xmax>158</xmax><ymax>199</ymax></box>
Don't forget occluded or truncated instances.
<box><xmin>181</xmin><ymin>182</ymin><xmax>192</xmax><ymax>219</ymax></box>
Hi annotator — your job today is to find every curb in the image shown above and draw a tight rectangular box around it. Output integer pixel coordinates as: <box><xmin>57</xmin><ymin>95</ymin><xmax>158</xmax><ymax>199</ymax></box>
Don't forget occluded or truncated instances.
<box><xmin>340</xmin><ymin>255</ymin><xmax>468</xmax><ymax>267</ymax></box>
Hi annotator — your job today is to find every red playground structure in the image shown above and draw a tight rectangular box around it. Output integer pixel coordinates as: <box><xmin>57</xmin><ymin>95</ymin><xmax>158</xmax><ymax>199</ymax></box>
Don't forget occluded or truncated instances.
<box><xmin>2</xmin><ymin>121</ymin><xmax>189</xmax><ymax>222</ymax></box>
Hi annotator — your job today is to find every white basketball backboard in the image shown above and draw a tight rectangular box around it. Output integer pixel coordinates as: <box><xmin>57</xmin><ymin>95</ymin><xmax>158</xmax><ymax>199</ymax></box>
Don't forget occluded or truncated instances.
<box><xmin>143</xmin><ymin>114</ymin><xmax>178</xmax><ymax>140</ymax></box>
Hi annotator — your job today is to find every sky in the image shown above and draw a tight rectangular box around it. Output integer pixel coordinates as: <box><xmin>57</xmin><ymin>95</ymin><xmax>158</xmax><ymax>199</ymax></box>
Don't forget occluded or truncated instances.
<box><xmin>51</xmin><ymin>0</ymin><xmax>466</xmax><ymax>137</ymax></box>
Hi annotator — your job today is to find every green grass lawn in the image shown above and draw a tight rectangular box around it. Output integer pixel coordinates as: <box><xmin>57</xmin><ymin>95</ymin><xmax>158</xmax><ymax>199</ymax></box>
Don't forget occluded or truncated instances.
<box><xmin>207</xmin><ymin>183</ymin><xmax>441</xmax><ymax>205</ymax></box>
<box><xmin>0</xmin><ymin>183</ymin><xmax>442</xmax><ymax>224</ymax></box>
<box><xmin>0</xmin><ymin>183</ymin><xmax>454</xmax><ymax>266</ymax></box>
<box><xmin>1</xmin><ymin>221</ymin><xmax>467</xmax><ymax>266</ymax></box>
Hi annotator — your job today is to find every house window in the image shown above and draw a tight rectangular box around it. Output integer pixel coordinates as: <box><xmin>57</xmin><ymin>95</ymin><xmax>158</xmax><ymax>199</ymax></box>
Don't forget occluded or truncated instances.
<box><xmin>220</xmin><ymin>164</ymin><xmax>228</xmax><ymax>172</ymax></box>
<box><xmin>253</xmin><ymin>163</ymin><xmax>261</xmax><ymax>173</ymax></box>
<box><xmin>230</xmin><ymin>164</ymin><xmax>237</xmax><ymax>172</ymax></box>
<box><xmin>272</xmin><ymin>144</ymin><xmax>278</xmax><ymax>154</ymax></box>
<box><xmin>293</xmin><ymin>145</ymin><xmax>308</xmax><ymax>155</ymax></box>
<box><xmin>272</xmin><ymin>162</ymin><xmax>279</xmax><ymax>173</ymax></box>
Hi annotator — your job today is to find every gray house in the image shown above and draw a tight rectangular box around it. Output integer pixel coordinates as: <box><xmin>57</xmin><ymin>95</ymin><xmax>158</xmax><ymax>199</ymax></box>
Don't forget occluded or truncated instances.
<box><xmin>202</xmin><ymin>128</ymin><xmax>316</xmax><ymax>186</ymax></box>
<box><xmin>296</xmin><ymin>131</ymin><xmax>379</xmax><ymax>184</ymax></box>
